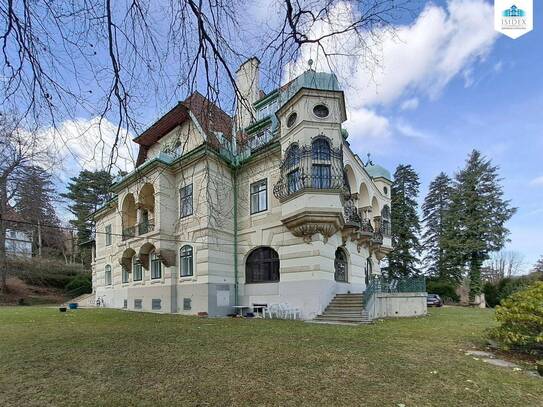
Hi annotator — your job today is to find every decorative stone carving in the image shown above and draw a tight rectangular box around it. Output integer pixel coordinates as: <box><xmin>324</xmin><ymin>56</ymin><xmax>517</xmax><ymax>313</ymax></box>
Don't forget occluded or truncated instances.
<box><xmin>156</xmin><ymin>249</ymin><xmax>177</xmax><ymax>267</ymax></box>
<box><xmin>282</xmin><ymin>211</ymin><xmax>344</xmax><ymax>244</ymax></box>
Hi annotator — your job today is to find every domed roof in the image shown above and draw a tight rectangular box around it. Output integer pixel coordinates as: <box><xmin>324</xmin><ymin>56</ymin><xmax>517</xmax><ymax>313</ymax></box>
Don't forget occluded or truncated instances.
<box><xmin>279</xmin><ymin>70</ymin><xmax>341</xmax><ymax>107</ymax></box>
<box><xmin>365</xmin><ymin>162</ymin><xmax>392</xmax><ymax>181</ymax></box>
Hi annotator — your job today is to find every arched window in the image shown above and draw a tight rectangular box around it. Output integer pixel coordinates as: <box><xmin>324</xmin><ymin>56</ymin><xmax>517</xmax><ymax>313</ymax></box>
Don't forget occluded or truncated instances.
<box><xmin>334</xmin><ymin>248</ymin><xmax>348</xmax><ymax>282</ymax></box>
<box><xmin>150</xmin><ymin>251</ymin><xmax>162</xmax><ymax>279</ymax></box>
<box><xmin>312</xmin><ymin>138</ymin><xmax>331</xmax><ymax>160</ymax></box>
<box><xmin>246</xmin><ymin>247</ymin><xmax>280</xmax><ymax>283</ymax></box>
<box><xmin>365</xmin><ymin>257</ymin><xmax>373</xmax><ymax>285</ymax></box>
<box><xmin>180</xmin><ymin>245</ymin><xmax>194</xmax><ymax>277</ymax></box>
<box><xmin>105</xmin><ymin>264</ymin><xmax>112</xmax><ymax>286</ymax></box>
<box><xmin>285</xmin><ymin>144</ymin><xmax>300</xmax><ymax>168</ymax></box>
<box><xmin>133</xmin><ymin>256</ymin><xmax>142</xmax><ymax>281</ymax></box>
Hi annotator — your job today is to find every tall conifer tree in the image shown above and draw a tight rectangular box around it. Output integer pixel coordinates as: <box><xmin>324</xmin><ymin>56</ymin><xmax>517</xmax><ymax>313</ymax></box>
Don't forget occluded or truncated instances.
<box><xmin>443</xmin><ymin>150</ymin><xmax>516</xmax><ymax>301</ymax></box>
<box><xmin>387</xmin><ymin>164</ymin><xmax>422</xmax><ymax>278</ymax></box>
<box><xmin>421</xmin><ymin>172</ymin><xmax>454</xmax><ymax>281</ymax></box>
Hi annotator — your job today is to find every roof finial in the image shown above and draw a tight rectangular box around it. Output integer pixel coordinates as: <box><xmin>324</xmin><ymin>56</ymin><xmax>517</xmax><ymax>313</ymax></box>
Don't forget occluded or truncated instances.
<box><xmin>308</xmin><ymin>58</ymin><xmax>313</xmax><ymax>70</ymax></box>
<box><xmin>366</xmin><ymin>153</ymin><xmax>373</xmax><ymax>166</ymax></box>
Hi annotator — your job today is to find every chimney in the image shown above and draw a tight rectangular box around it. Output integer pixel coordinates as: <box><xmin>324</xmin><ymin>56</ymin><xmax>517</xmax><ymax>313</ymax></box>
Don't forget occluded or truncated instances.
<box><xmin>235</xmin><ymin>57</ymin><xmax>260</xmax><ymax>132</ymax></box>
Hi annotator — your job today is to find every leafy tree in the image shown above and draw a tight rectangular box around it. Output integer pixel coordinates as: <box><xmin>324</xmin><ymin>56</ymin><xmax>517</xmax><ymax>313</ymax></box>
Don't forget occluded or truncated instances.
<box><xmin>387</xmin><ymin>164</ymin><xmax>422</xmax><ymax>278</ymax></box>
<box><xmin>15</xmin><ymin>166</ymin><xmax>63</xmax><ymax>257</ymax></box>
<box><xmin>421</xmin><ymin>172</ymin><xmax>454</xmax><ymax>281</ymax></box>
<box><xmin>61</xmin><ymin>170</ymin><xmax>113</xmax><ymax>257</ymax></box>
<box><xmin>533</xmin><ymin>257</ymin><xmax>543</xmax><ymax>274</ymax></box>
<box><xmin>443</xmin><ymin>151</ymin><xmax>516</xmax><ymax>302</ymax></box>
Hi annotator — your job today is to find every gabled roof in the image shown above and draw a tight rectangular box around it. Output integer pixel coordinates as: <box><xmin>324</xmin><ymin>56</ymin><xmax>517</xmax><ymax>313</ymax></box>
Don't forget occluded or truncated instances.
<box><xmin>134</xmin><ymin>92</ymin><xmax>232</xmax><ymax>166</ymax></box>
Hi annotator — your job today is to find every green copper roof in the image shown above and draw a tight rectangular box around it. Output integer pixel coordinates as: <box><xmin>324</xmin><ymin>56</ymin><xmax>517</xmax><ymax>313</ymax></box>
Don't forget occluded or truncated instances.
<box><xmin>280</xmin><ymin>70</ymin><xmax>341</xmax><ymax>107</ymax></box>
<box><xmin>365</xmin><ymin>163</ymin><xmax>392</xmax><ymax>181</ymax></box>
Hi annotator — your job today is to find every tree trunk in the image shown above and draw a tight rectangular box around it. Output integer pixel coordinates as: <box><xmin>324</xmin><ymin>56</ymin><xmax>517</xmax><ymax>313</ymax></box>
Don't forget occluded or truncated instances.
<box><xmin>469</xmin><ymin>252</ymin><xmax>482</xmax><ymax>303</ymax></box>
<box><xmin>37</xmin><ymin>219</ymin><xmax>42</xmax><ymax>257</ymax></box>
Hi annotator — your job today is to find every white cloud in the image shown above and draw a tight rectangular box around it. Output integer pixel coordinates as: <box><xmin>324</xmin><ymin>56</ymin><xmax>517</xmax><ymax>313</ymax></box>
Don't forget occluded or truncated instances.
<box><xmin>41</xmin><ymin>117</ymin><xmax>136</xmax><ymax>179</ymax></box>
<box><xmin>285</xmin><ymin>0</ymin><xmax>499</xmax><ymax>145</ymax></box>
<box><xmin>400</xmin><ymin>98</ymin><xmax>419</xmax><ymax>111</ymax></box>
<box><xmin>395</xmin><ymin>121</ymin><xmax>428</xmax><ymax>140</ymax></box>
<box><xmin>529</xmin><ymin>176</ymin><xmax>543</xmax><ymax>187</ymax></box>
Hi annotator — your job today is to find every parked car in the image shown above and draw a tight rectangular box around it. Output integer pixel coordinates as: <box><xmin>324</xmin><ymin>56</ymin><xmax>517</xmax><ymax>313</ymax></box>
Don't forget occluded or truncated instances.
<box><xmin>427</xmin><ymin>294</ymin><xmax>443</xmax><ymax>307</ymax></box>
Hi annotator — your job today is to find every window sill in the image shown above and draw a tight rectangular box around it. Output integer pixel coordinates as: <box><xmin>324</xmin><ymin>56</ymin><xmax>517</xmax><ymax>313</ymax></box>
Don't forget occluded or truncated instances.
<box><xmin>179</xmin><ymin>276</ymin><xmax>196</xmax><ymax>282</ymax></box>
<box><xmin>150</xmin><ymin>279</ymin><xmax>164</xmax><ymax>284</ymax></box>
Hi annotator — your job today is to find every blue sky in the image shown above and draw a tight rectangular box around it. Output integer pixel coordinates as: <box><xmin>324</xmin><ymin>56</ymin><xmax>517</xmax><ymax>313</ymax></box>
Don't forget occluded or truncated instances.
<box><xmin>342</xmin><ymin>0</ymin><xmax>543</xmax><ymax>269</ymax></box>
<box><xmin>48</xmin><ymin>0</ymin><xmax>541</xmax><ymax>270</ymax></box>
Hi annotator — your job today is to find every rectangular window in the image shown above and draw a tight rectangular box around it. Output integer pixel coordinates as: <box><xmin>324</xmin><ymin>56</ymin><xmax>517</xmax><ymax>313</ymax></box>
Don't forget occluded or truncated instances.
<box><xmin>180</xmin><ymin>246</ymin><xmax>194</xmax><ymax>277</ymax></box>
<box><xmin>152</xmin><ymin>299</ymin><xmax>162</xmax><ymax>310</ymax></box>
<box><xmin>287</xmin><ymin>169</ymin><xmax>300</xmax><ymax>194</ymax></box>
<box><xmin>105</xmin><ymin>265</ymin><xmax>112</xmax><ymax>286</ymax></box>
<box><xmin>312</xmin><ymin>165</ymin><xmax>331</xmax><ymax>189</ymax></box>
<box><xmin>183</xmin><ymin>298</ymin><xmax>192</xmax><ymax>310</ymax></box>
<box><xmin>151</xmin><ymin>252</ymin><xmax>162</xmax><ymax>279</ymax></box>
<box><xmin>133</xmin><ymin>259</ymin><xmax>143</xmax><ymax>281</ymax></box>
<box><xmin>105</xmin><ymin>224</ymin><xmax>112</xmax><ymax>246</ymax></box>
<box><xmin>180</xmin><ymin>184</ymin><xmax>193</xmax><ymax>218</ymax></box>
<box><xmin>134</xmin><ymin>299</ymin><xmax>142</xmax><ymax>309</ymax></box>
<box><xmin>122</xmin><ymin>268</ymin><xmax>129</xmax><ymax>284</ymax></box>
<box><xmin>123</xmin><ymin>299</ymin><xmax>127</xmax><ymax>309</ymax></box>
<box><xmin>250</xmin><ymin>179</ymin><xmax>268</xmax><ymax>214</ymax></box>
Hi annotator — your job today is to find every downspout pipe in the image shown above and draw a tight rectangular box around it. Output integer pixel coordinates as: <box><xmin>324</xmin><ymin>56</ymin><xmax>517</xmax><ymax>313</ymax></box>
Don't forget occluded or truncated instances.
<box><xmin>233</xmin><ymin>166</ymin><xmax>239</xmax><ymax>307</ymax></box>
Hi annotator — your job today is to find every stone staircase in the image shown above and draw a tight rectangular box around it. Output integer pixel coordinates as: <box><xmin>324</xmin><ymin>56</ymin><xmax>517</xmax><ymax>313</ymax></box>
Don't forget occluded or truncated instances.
<box><xmin>313</xmin><ymin>293</ymin><xmax>372</xmax><ymax>324</ymax></box>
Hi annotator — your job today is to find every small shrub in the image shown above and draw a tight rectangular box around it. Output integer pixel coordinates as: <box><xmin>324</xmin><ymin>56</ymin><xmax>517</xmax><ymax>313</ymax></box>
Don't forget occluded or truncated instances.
<box><xmin>483</xmin><ymin>282</ymin><xmax>500</xmax><ymax>308</ymax></box>
<box><xmin>488</xmin><ymin>282</ymin><xmax>543</xmax><ymax>356</ymax></box>
<box><xmin>483</xmin><ymin>276</ymin><xmax>534</xmax><ymax>308</ymax></box>
<box><xmin>65</xmin><ymin>273</ymin><xmax>92</xmax><ymax>297</ymax></box>
<box><xmin>426</xmin><ymin>280</ymin><xmax>459</xmax><ymax>302</ymax></box>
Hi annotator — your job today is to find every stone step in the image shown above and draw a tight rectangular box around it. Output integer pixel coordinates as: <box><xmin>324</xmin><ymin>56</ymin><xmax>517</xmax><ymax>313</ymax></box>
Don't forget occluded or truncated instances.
<box><xmin>329</xmin><ymin>299</ymin><xmax>364</xmax><ymax>304</ymax></box>
<box><xmin>314</xmin><ymin>316</ymin><xmax>372</xmax><ymax>324</ymax></box>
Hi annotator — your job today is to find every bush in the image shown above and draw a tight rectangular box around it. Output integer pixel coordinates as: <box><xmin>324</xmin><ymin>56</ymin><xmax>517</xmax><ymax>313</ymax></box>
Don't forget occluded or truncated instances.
<box><xmin>483</xmin><ymin>276</ymin><xmax>534</xmax><ymax>308</ymax></box>
<box><xmin>426</xmin><ymin>280</ymin><xmax>459</xmax><ymax>302</ymax></box>
<box><xmin>488</xmin><ymin>282</ymin><xmax>543</xmax><ymax>356</ymax></box>
<box><xmin>65</xmin><ymin>273</ymin><xmax>92</xmax><ymax>297</ymax></box>
<box><xmin>8</xmin><ymin>258</ymin><xmax>85</xmax><ymax>289</ymax></box>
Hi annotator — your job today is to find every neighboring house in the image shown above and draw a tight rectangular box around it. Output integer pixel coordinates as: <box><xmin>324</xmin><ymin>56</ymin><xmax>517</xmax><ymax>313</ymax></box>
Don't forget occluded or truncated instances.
<box><xmin>3</xmin><ymin>209</ymin><xmax>33</xmax><ymax>258</ymax></box>
<box><xmin>92</xmin><ymin>58</ymin><xmax>412</xmax><ymax>319</ymax></box>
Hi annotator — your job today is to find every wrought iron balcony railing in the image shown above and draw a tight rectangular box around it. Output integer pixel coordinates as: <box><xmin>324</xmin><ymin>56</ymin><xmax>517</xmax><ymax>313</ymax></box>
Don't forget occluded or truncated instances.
<box><xmin>138</xmin><ymin>221</ymin><xmax>155</xmax><ymax>236</ymax></box>
<box><xmin>122</xmin><ymin>226</ymin><xmax>136</xmax><ymax>241</ymax></box>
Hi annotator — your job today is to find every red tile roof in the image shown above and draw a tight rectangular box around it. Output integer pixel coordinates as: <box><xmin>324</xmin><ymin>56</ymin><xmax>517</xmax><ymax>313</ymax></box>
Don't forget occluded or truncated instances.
<box><xmin>135</xmin><ymin>92</ymin><xmax>232</xmax><ymax>166</ymax></box>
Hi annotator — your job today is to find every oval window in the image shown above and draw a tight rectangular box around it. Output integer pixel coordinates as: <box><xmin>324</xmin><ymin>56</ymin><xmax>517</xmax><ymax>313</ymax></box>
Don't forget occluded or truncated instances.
<box><xmin>383</xmin><ymin>186</ymin><xmax>388</xmax><ymax>195</ymax></box>
<box><xmin>313</xmin><ymin>104</ymin><xmax>329</xmax><ymax>118</ymax></box>
<box><xmin>287</xmin><ymin>112</ymin><xmax>297</xmax><ymax>128</ymax></box>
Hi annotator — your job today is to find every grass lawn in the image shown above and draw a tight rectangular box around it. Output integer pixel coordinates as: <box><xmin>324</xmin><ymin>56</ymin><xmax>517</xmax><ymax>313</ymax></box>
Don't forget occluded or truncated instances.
<box><xmin>0</xmin><ymin>307</ymin><xmax>541</xmax><ymax>406</ymax></box>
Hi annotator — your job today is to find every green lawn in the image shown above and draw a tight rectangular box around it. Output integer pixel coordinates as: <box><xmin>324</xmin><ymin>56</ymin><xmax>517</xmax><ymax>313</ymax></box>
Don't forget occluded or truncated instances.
<box><xmin>0</xmin><ymin>307</ymin><xmax>540</xmax><ymax>406</ymax></box>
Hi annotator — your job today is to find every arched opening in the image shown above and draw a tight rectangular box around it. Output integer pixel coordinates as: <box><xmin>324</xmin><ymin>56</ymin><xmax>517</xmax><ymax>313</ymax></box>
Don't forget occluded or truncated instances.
<box><xmin>120</xmin><ymin>247</ymin><xmax>136</xmax><ymax>273</ymax></box>
<box><xmin>138</xmin><ymin>183</ymin><xmax>155</xmax><ymax>235</ymax></box>
<box><xmin>121</xmin><ymin>194</ymin><xmax>137</xmax><ymax>240</ymax></box>
<box><xmin>311</xmin><ymin>138</ymin><xmax>331</xmax><ymax>160</ymax></box>
<box><xmin>344</xmin><ymin>164</ymin><xmax>356</xmax><ymax>194</ymax></box>
<box><xmin>381</xmin><ymin>205</ymin><xmax>391</xmax><ymax>236</ymax></box>
<box><xmin>365</xmin><ymin>257</ymin><xmax>373</xmax><ymax>285</ymax></box>
<box><xmin>359</xmin><ymin>183</ymin><xmax>370</xmax><ymax>220</ymax></box>
<box><xmin>138</xmin><ymin>242</ymin><xmax>156</xmax><ymax>270</ymax></box>
<box><xmin>334</xmin><ymin>248</ymin><xmax>348</xmax><ymax>282</ymax></box>
<box><xmin>245</xmin><ymin>247</ymin><xmax>280</xmax><ymax>284</ymax></box>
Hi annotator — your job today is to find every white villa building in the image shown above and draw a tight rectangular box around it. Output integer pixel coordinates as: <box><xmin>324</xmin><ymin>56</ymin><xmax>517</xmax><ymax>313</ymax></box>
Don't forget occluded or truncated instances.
<box><xmin>91</xmin><ymin>59</ymin><xmax>426</xmax><ymax>321</ymax></box>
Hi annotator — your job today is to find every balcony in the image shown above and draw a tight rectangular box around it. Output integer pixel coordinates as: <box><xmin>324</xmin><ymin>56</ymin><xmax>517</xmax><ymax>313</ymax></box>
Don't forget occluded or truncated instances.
<box><xmin>274</xmin><ymin>139</ymin><xmax>345</xmax><ymax>243</ymax></box>
<box><xmin>138</xmin><ymin>221</ymin><xmax>155</xmax><ymax>236</ymax></box>
<box><xmin>122</xmin><ymin>226</ymin><xmax>136</xmax><ymax>241</ymax></box>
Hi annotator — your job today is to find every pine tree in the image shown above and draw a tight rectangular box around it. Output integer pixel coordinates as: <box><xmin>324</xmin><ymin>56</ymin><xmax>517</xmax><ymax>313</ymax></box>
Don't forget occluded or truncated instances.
<box><xmin>533</xmin><ymin>257</ymin><xmax>543</xmax><ymax>274</ymax></box>
<box><xmin>15</xmin><ymin>166</ymin><xmax>61</xmax><ymax>256</ymax></box>
<box><xmin>444</xmin><ymin>150</ymin><xmax>516</xmax><ymax>301</ymax></box>
<box><xmin>421</xmin><ymin>172</ymin><xmax>454</xmax><ymax>281</ymax></box>
<box><xmin>387</xmin><ymin>164</ymin><xmax>422</xmax><ymax>278</ymax></box>
<box><xmin>61</xmin><ymin>170</ymin><xmax>113</xmax><ymax>244</ymax></box>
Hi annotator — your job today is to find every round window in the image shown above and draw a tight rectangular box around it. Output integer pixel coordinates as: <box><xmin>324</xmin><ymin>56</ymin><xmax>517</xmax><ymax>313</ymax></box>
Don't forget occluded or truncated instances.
<box><xmin>313</xmin><ymin>104</ymin><xmax>329</xmax><ymax>118</ymax></box>
<box><xmin>383</xmin><ymin>186</ymin><xmax>388</xmax><ymax>195</ymax></box>
<box><xmin>287</xmin><ymin>112</ymin><xmax>297</xmax><ymax>128</ymax></box>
